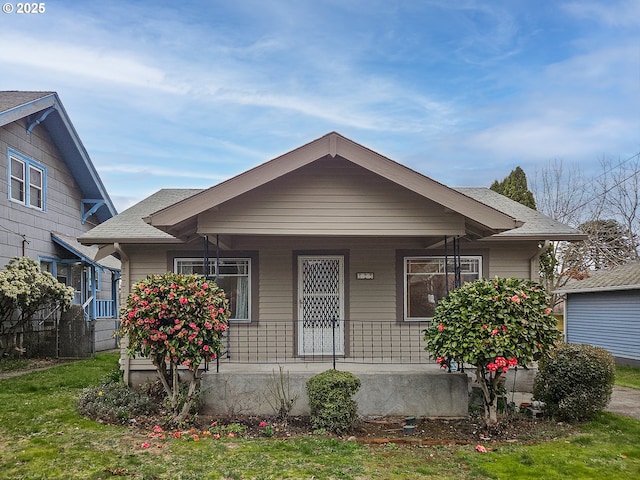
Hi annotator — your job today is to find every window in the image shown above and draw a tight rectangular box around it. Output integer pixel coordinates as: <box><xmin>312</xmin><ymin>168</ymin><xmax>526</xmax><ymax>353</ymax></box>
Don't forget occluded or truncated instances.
<box><xmin>404</xmin><ymin>256</ymin><xmax>481</xmax><ymax>321</ymax></box>
<box><xmin>8</xmin><ymin>150</ymin><xmax>45</xmax><ymax>210</ymax></box>
<box><xmin>175</xmin><ymin>258</ymin><xmax>251</xmax><ymax>322</ymax></box>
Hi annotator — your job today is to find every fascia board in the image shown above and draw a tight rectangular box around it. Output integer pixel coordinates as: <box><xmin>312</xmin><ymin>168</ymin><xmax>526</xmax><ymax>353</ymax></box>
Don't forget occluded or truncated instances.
<box><xmin>0</xmin><ymin>94</ymin><xmax>56</xmax><ymax>127</ymax></box>
<box><xmin>46</xmin><ymin>94</ymin><xmax>117</xmax><ymax>217</ymax></box>
<box><xmin>147</xmin><ymin>134</ymin><xmax>334</xmax><ymax>227</ymax></box>
<box><xmin>555</xmin><ymin>285</ymin><xmax>640</xmax><ymax>294</ymax></box>
<box><xmin>332</xmin><ymin>135</ymin><xmax>519</xmax><ymax>231</ymax></box>
<box><xmin>148</xmin><ymin>132</ymin><xmax>519</xmax><ymax>231</ymax></box>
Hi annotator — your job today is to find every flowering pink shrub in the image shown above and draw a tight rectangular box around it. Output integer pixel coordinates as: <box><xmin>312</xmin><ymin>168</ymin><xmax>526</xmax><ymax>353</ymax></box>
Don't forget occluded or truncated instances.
<box><xmin>424</xmin><ymin>277</ymin><xmax>559</xmax><ymax>425</ymax></box>
<box><xmin>119</xmin><ymin>273</ymin><xmax>230</xmax><ymax>423</ymax></box>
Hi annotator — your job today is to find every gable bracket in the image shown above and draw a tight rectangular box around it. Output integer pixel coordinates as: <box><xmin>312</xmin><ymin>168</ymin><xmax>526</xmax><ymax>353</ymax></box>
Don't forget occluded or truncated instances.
<box><xmin>81</xmin><ymin>199</ymin><xmax>105</xmax><ymax>224</ymax></box>
<box><xmin>26</xmin><ymin>106</ymin><xmax>56</xmax><ymax>135</ymax></box>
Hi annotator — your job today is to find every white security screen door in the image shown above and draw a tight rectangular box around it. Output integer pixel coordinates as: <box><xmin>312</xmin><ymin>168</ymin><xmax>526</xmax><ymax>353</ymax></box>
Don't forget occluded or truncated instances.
<box><xmin>298</xmin><ymin>256</ymin><xmax>344</xmax><ymax>356</ymax></box>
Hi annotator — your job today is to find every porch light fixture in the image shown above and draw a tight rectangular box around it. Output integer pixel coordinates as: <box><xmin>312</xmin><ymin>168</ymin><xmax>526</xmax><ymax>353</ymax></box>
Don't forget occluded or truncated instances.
<box><xmin>356</xmin><ymin>272</ymin><xmax>374</xmax><ymax>280</ymax></box>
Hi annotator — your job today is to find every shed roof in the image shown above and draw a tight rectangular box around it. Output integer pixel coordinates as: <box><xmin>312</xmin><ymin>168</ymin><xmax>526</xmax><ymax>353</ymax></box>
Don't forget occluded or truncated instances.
<box><xmin>555</xmin><ymin>261</ymin><xmax>640</xmax><ymax>294</ymax></box>
<box><xmin>0</xmin><ymin>91</ymin><xmax>116</xmax><ymax>223</ymax></box>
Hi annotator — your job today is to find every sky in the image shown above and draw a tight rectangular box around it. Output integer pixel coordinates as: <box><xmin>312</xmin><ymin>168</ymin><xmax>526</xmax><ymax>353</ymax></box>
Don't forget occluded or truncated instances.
<box><xmin>1</xmin><ymin>0</ymin><xmax>639</xmax><ymax>213</ymax></box>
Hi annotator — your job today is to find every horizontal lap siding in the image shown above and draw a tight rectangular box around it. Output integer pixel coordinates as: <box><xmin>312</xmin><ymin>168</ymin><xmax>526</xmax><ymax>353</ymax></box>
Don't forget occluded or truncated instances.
<box><xmin>198</xmin><ymin>157</ymin><xmax>465</xmax><ymax>236</ymax></box>
<box><xmin>122</xmin><ymin>237</ymin><xmax>536</xmax><ymax>368</ymax></box>
<box><xmin>258</xmin><ymin>246</ymin><xmax>293</xmax><ymax>321</ymax></box>
<box><xmin>566</xmin><ymin>290</ymin><xmax>640</xmax><ymax>361</ymax></box>
<box><xmin>485</xmin><ymin>241</ymin><xmax>539</xmax><ymax>279</ymax></box>
<box><xmin>0</xmin><ymin>120</ymin><xmax>101</xmax><ymax>266</ymax></box>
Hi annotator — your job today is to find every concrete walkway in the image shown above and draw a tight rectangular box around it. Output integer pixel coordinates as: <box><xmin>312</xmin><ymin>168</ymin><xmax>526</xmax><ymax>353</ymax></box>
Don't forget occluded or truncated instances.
<box><xmin>607</xmin><ymin>386</ymin><xmax>640</xmax><ymax>420</ymax></box>
<box><xmin>506</xmin><ymin>386</ymin><xmax>640</xmax><ymax>420</ymax></box>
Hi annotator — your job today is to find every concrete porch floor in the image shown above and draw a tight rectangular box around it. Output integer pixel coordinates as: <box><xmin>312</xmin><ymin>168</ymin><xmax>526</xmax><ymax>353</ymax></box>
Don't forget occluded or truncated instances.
<box><xmin>200</xmin><ymin>362</ymin><xmax>537</xmax><ymax>418</ymax></box>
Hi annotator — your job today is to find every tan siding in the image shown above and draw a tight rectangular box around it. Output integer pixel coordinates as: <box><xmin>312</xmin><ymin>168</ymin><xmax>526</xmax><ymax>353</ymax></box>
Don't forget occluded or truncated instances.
<box><xmin>485</xmin><ymin>241</ymin><xmax>540</xmax><ymax>279</ymax></box>
<box><xmin>258</xmin><ymin>246</ymin><xmax>293</xmax><ymax>320</ymax></box>
<box><xmin>126</xmin><ymin>245</ymin><xmax>173</xmax><ymax>286</ymax></box>
<box><xmin>120</xmin><ymin>236</ymin><xmax>540</xmax><ymax>369</ymax></box>
<box><xmin>198</xmin><ymin>157</ymin><xmax>466</xmax><ymax>236</ymax></box>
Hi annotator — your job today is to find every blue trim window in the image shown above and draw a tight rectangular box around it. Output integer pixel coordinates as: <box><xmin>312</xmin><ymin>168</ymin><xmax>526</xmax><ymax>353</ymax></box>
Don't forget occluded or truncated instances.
<box><xmin>8</xmin><ymin>149</ymin><xmax>46</xmax><ymax>211</ymax></box>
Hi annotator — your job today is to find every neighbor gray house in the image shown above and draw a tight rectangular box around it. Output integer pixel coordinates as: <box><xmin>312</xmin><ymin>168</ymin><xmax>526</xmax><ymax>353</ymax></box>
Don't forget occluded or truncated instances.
<box><xmin>79</xmin><ymin>132</ymin><xmax>585</xmax><ymax>417</ymax></box>
<box><xmin>555</xmin><ymin>261</ymin><xmax>640</xmax><ymax>367</ymax></box>
<box><xmin>0</xmin><ymin>91</ymin><xmax>120</xmax><ymax>353</ymax></box>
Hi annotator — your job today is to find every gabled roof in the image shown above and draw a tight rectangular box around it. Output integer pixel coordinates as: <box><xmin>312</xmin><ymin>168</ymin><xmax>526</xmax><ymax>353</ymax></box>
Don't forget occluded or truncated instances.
<box><xmin>146</xmin><ymin>132</ymin><xmax>520</xmax><ymax>238</ymax></box>
<box><xmin>555</xmin><ymin>261</ymin><xmax>640</xmax><ymax>294</ymax></box>
<box><xmin>0</xmin><ymin>91</ymin><xmax>117</xmax><ymax>223</ymax></box>
<box><xmin>457</xmin><ymin>188</ymin><xmax>586</xmax><ymax>241</ymax></box>
<box><xmin>79</xmin><ymin>189</ymin><xmax>203</xmax><ymax>244</ymax></box>
<box><xmin>79</xmin><ymin>133</ymin><xmax>586</xmax><ymax>246</ymax></box>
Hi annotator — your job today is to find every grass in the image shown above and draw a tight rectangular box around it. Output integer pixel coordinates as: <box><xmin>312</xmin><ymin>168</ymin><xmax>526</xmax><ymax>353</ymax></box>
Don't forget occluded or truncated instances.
<box><xmin>0</xmin><ymin>353</ymin><xmax>639</xmax><ymax>479</ymax></box>
<box><xmin>616</xmin><ymin>365</ymin><xmax>640</xmax><ymax>390</ymax></box>
<box><xmin>0</xmin><ymin>357</ymin><xmax>29</xmax><ymax>373</ymax></box>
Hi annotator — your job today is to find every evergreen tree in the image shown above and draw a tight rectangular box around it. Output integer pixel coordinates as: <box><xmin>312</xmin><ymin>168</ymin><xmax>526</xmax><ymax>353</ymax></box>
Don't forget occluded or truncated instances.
<box><xmin>490</xmin><ymin>166</ymin><xmax>537</xmax><ymax>209</ymax></box>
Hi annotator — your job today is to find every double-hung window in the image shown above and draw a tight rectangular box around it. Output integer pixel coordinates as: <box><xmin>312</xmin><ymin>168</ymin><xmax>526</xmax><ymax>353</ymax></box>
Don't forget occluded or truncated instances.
<box><xmin>404</xmin><ymin>256</ymin><xmax>481</xmax><ymax>321</ymax></box>
<box><xmin>8</xmin><ymin>150</ymin><xmax>45</xmax><ymax>210</ymax></box>
<box><xmin>174</xmin><ymin>258</ymin><xmax>251</xmax><ymax>322</ymax></box>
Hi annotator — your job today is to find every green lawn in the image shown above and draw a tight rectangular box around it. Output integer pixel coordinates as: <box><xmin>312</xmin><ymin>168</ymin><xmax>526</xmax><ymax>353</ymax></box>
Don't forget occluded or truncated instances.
<box><xmin>0</xmin><ymin>353</ymin><xmax>638</xmax><ymax>479</ymax></box>
<box><xmin>616</xmin><ymin>365</ymin><xmax>640</xmax><ymax>390</ymax></box>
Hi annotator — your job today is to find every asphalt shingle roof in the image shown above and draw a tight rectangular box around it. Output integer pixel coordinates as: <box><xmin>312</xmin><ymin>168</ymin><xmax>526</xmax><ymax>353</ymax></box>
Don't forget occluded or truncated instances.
<box><xmin>555</xmin><ymin>261</ymin><xmax>640</xmax><ymax>293</ymax></box>
<box><xmin>456</xmin><ymin>188</ymin><xmax>584</xmax><ymax>239</ymax></box>
<box><xmin>0</xmin><ymin>91</ymin><xmax>54</xmax><ymax>115</ymax></box>
<box><xmin>78</xmin><ymin>189</ymin><xmax>203</xmax><ymax>243</ymax></box>
<box><xmin>80</xmin><ymin>185</ymin><xmax>584</xmax><ymax>245</ymax></box>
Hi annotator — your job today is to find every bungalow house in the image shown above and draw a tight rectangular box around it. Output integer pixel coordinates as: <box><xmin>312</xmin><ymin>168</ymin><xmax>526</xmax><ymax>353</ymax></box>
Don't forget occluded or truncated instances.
<box><xmin>79</xmin><ymin>132</ymin><xmax>585</xmax><ymax>417</ymax></box>
<box><xmin>555</xmin><ymin>261</ymin><xmax>640</xmax><ymax>367</ymax></box>
<box><xmin>0</xmin><ymin>91</ymin><xmax>120</xmax><ymax>354</ymax></box>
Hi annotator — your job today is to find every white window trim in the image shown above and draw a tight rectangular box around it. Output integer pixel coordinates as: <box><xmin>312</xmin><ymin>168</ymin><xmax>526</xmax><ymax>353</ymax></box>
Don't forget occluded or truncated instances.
<box><xmin>174</xmin><ymin>257</ymin><xmax>251</xmax><ymax>323</ymax></box>
<box><xmin>403</xmin><ymin>255</ymin><xmax>482</xmax><ymax>321</ymax></box>
<box><xmin>8</xmin><ymin>149</ymin><xmax>46</xmax><ymax>211</ymax></box>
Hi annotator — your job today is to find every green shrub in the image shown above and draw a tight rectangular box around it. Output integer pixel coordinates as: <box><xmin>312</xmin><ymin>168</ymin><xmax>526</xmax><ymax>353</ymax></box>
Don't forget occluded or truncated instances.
<box><xmin>77</xmin><ymin>380</ymin><xmax>159</xmax><ymax>424</ymax></box>
<box><xmin>306</xmin><ymin>369</ymin><xmax>361</xmax><ymax>435</ymax></box>
<box><xmin>533</xmin><ymin>343</ymin><xmax>615</xmax><ymax>423</ymax></box>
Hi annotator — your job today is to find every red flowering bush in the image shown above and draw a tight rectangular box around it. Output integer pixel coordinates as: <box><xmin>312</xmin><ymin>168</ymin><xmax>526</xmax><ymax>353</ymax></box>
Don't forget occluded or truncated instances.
<box><xmin>119</xmin><ymin>273</ymin><xmax>230</xmax><ymax>424</ymax></box>
<box><xmin>424</xmin><ymin>277</ymin><xmax>559</xmax><ymax>425</ymax></box>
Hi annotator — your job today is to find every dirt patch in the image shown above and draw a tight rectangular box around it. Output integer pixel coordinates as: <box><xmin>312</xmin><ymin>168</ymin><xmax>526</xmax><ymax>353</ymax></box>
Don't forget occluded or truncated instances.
<box><xmin>188</xmin><ymin>413</ymin><xmax>578</xmax><ymax>446</ymax></box>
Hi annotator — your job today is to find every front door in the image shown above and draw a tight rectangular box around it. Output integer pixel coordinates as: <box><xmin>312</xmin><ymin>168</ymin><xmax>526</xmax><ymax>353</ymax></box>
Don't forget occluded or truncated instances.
<box><xmin>298</xmin><ymin>256</ymin><xmax>344</xmax><ymax>356</ymax></box>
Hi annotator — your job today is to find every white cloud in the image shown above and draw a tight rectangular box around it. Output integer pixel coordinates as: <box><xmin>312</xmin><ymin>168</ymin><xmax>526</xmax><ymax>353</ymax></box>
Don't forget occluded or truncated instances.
<box><xmin>97</xmin><ymin>163</ymin><xmax>228</xmax><ymax>182</ymax></box>
<box><xmin>0</xmin><ymin>33</ymin><xmax>187</xmax><ymax>94</ymax></box>
<box><xmin>562</xmin><ymin>0</ymin><xmax>640</xmax><ymax>27</ymax></box>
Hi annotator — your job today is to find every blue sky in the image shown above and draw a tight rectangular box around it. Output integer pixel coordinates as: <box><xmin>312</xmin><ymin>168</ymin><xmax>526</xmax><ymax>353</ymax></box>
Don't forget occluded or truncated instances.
<box><xmin>1</xmin><ymin>0</ymin><xmax>639</xmax><ymax>213</ymax></box>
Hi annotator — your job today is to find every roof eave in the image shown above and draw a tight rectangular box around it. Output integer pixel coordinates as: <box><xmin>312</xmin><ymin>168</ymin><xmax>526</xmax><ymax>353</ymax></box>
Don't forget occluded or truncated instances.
<box><xmin>554</xmin><ymin>284</ymin><xmax>640</xmax><ymax>294</ymax></box>
<box><xmin>78</xmin><ymin>237</ymin><xmax>185</xmax><ymax>245</ymax></box>
<box><xmin>147</xmin><ymin>132</ymin><xmax>520</xmax><ymax>232</ymax></box>
<box><xmin>41</xmin><ymin>95</ymin><xmax>117</xmax><ymax>221</ymax></box>
<box><xmin>0</xmin><ymin>93</ymin><xmax>56</xmax><ymax>127</ymax></box>
<box><xmin>479</xmin><ymin>233</ymin><xmax>588</xmax><ymax>242</ymax></box>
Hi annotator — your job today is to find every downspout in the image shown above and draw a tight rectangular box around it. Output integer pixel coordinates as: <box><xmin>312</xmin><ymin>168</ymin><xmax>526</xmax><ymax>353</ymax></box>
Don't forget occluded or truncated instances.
<box><xmin>562</xmin><ymin>293</ymin><xmax>568</xmax><ymax>343</ymax></box>
<box><xmin>529</xmin><ymin>240</ymin><xmax>550</xmax><ymax>280</ymax></box>
<box><xmin>114</xmin><ymin>243</ymin><xmax>131</xmax><ymax>385</ymax></box>
<box><xmin>90</xmin><ymin>266</ymin><xmax>97</xmax><ymax>355</ymax></box>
